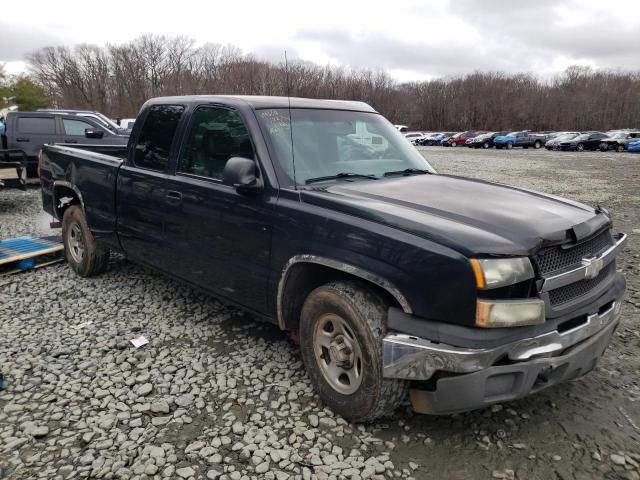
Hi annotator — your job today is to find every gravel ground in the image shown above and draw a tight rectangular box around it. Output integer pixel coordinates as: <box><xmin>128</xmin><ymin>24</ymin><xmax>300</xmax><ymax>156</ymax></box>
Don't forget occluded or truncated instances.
<box><xmin>0</xmin><ymin>147</ymin><xmax>639</xmax><ymax>480</ymax></box>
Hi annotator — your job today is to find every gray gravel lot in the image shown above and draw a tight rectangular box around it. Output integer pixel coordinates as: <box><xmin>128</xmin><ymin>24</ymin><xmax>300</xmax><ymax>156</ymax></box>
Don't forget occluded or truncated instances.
<box><xmin>0</xmin><ymin>147</ymin><xmax>639</xmax><ymax>480</ymax></box>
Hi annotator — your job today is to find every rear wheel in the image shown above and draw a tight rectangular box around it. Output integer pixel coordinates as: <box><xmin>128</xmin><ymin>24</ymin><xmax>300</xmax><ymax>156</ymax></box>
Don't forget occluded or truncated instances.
<box><xmin>482</xmin><ymin>141</ymin><xmax>490</xmax><ymax>149</ymax></box>
<box><xmin>299</xmin><ymin>280</ymin><xmax>408</xmax><ymax>422</ymax></box>
<box><xmin>62</xmin><ymin>205</ymin><xmax>109</xmax><ymax>277</ymax></box>
<box><xmin>506</xmin><ymin>143</ymin><xmax>513</xmax><ymax>150</ymax></box>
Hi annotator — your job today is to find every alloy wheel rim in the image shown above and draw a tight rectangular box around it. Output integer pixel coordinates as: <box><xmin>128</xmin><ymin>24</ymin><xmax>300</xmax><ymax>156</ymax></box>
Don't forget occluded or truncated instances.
<box><xmin>313</xmin><ymin>313</ymin><xmax>363</xmax><ymax>395</ymax></box>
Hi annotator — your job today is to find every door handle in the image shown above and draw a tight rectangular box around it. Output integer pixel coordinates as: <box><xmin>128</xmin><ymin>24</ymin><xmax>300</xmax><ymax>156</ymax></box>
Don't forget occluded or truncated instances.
<box><xmin>64</xmin><ymin>139</ymin><xmax>78</xmax><ymax>143</ymax></box>
<box><xmin>166</xmin><ymin>190</ymin><xmax>183</xmax><ymax>201</ymax></box>
<box><xmin>16</xmin><ymin>137</ymin><xmax>30</xmax><ymax>142</ymax></box>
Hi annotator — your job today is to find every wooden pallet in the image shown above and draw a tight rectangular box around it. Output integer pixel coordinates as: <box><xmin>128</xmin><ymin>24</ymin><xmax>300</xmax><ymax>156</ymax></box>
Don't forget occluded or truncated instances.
<box><xmin>0</xmin><ymin>236</ymin><xmax>65</xmax><ymax>275</ymax></box>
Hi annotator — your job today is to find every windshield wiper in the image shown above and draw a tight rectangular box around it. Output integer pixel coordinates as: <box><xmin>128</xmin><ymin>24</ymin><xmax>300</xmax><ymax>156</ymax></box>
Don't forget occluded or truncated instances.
<box><xmin>383</xmin><ymin>168</ymin><xmax>431</xmax><ymax>177</ymax></box>
<box><xmin>305</xmin><ymin>172</ymin><xmax>379</xmax><ymax>185</ymax></box>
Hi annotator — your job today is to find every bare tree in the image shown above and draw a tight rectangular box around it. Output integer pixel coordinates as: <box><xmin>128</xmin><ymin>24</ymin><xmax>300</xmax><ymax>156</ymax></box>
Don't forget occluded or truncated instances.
<box><xmin>26</xmin><ymin>35</ymin><xmax>640</xmax><ymax>130</ymax></box>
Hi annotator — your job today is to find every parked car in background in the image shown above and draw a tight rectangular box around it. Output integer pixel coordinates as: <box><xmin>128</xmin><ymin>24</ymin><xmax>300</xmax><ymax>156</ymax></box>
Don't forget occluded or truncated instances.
<box><xmin>628</xmin><ymin>140</ymin><xmax>640</xmax><ymax>152</ymax></box>
<box><xmin>467</xmin><ymin>132</ymin><xmax>505</xmax><ymax>149</ymax></box>
<box><xmin>37</xmin><ymin>109</ymin><xmax>130</xmax><ymax>135</ymax></box>
<box><xmin>559</xmin><ymin>132</ymin><xmax>607</xmax><ymax>151</ymax></box>
<box><xmin>417</xmin><ymin>132</ymin><xmax>455</xmax><ymax>146</ymax></box>
<box><xmin>443</xmin><ymin>131</ymin><xmax>476</xmax><ymax>147</ymax></box>
<box><xmin>599</xmin><ymin>131</ymin><xmax>640</xmax><ymax>152</ymax></box>
<box><xmin>1</xmin><ymin>111</ymin><xmax>130</xmax><ymax>178</ymax></box>
<box><xmin>119</xmin><ymin>118</ymin><xmax>137</xmax><ymax>130</ymax></box>
<box><xmin>394</xmin><ymin>125</ymin><xmax>409</xmax><ymax>133</ymax></box>
<box><xmin>494</xmin><ymin>131</ymin><xmax>546</xmax><ymax>149</ymax></box>
<box><xmin>545</xmin><ymin>132</ymin><xmax>580</xmax><ymax>150</ymax></box>
<box><xmin>404</xmin><ymin>131</ymin><xmax>428</xmax><ymax>144</ymax></box>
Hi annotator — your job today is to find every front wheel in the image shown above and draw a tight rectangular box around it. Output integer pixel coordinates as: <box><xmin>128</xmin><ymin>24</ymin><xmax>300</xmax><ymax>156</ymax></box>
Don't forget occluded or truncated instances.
<box><xmin>576</xmin><ymin>143</ymin><xmax>585</xmax><ymax>152</ymax></box>
<box><xmin>534</xmin><ymin>140</ymin><xmax>542</xmax><ymax>149</ymax></box>
<box><xmin>299</xmin><ymin>281</ymin><xmax>408</xmax><ymax>422</ymax></box>
<box><xmin>482</xmin><ymin>142</ymin><xmax>490</xmax><ymax>149</ymax></box>
<box><xmin>616</xmin><ymin>144</ymin><xmax>625</xmax><ymax>153</ymax></box>
<box><xmin>62</xmin><ymin>205</ymin><xmax>109</xmax><ymax>277</ymax></box>
<box><xmin>506</xmin><ymin>143</ymin><xmax>513</xmax><ymax>150</ymax></box>
<box><xmin>450</xmin><ymin>141</ymin><xmax>457</xmax><ymax>147</ymax></box>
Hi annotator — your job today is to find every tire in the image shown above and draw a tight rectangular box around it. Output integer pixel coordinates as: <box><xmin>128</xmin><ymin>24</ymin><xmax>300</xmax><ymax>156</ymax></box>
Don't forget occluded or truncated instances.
<box><xmin>450</xmin><ymin>142</ymin><xmax>457</xmax><ymax>147</ymax></box>
<box><xmin>616</xmin><ymin>144</ymin><xmax>625</xmax><ymax>153</ymax></box>
<box><xmin>62</xmin><ymin>205</ymin><xmax>109</xmax><ymax>277</ymax></box>
<box><xmin>482</xmin><ymin>142</ymin><xmax>490</xmax><ymax>149</ymax></box>
<box><xmin>534</xmin><ymin>140</ymin><xmax>542</xmax><ymax>149</ymax></box>
<box><xmin>506</xmin><ymin>143</ymin><xmax>513</xmax><ymax>150</ymax></box>
<box><xmin>599</xmin><ymin>144</ymin><xmax>608</xmax><ymax>152</ymax></box>
<box><xmin>576</xmin><ymin>143</ymin><xmax>585</xmax><ymax>152</ymax></box>
<box><xmin>299</xmin><ymin>280</ymin><xmax>408</xmax><ymax>422</ymax></box>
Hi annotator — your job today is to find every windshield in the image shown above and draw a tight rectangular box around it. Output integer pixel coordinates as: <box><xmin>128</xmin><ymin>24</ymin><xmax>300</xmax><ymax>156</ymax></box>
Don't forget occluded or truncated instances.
<box><xmin>506</xmin><ymin>131</ymin><xmax>519</xmax><ymax>136</ymax></box>
<box><xmin>609</xmin><ymin>132</ymin><xmax>625</xmax><ymax>139</ymax></box>
<box><xmin>257</xmin><ymin>109</ymin><xmax>435</xmax><ymax>185</ymax></box>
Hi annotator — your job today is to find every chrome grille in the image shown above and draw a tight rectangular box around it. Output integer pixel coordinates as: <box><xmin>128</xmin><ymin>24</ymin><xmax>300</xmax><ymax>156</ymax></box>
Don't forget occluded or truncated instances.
<box><xmin>535</xmin><ymin>229</ymin><xmax>613</xmax><ymax>276</ymax></box>
<box><xmin>548</xmin><ymin>262</ymin><xmax>615</xmax><ymax>306</ymax></box>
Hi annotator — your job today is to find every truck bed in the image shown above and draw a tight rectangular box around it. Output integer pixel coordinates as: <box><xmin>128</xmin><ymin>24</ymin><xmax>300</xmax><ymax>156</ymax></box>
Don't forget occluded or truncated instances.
<box><xmin>40</xmin><ymin>144</ymin><xmax>124</xmax><ymax>246</ymax></box>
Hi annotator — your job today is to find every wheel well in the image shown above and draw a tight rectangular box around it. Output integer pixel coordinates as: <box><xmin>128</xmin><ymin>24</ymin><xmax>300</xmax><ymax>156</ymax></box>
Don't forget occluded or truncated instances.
<box><xmin>279</xmin><ymin>262</ymin><xmax>402</xmax><ymax>330</ymax></box>
<box><xmin>53</xmin><ymin>185</ymin><xmax>81</xmax><ymax>220</ymax></box>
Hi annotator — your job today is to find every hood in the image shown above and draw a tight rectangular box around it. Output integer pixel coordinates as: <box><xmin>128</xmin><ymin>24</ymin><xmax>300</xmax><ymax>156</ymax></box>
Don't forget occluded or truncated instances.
<box><xmin>301</xmin><ymin>174</ymin><xmax>608</xmax><ymax>257</ymax></box>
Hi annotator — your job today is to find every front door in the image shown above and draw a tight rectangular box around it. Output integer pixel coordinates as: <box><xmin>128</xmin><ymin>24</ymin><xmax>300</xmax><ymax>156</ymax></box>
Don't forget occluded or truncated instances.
<box><xmin>163</xmin><ymin>105</ymin><xmax>275</xmax><ymax>313</ymax></box>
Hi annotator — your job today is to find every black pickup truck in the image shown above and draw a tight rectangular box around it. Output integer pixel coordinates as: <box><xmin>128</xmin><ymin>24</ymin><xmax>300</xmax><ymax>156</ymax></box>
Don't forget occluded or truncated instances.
<box><xmin>39</xmin><ymin>96</ymin><xmax>627</xmax><ymax>422</ymax></box>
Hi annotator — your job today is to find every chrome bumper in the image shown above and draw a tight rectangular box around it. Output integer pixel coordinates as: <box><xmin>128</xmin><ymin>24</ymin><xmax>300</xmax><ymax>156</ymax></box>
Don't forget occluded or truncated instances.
<box><xmin>382</xmin><ymin>301</ymin><xmax>621</xmax><ymax>380</ymax></box>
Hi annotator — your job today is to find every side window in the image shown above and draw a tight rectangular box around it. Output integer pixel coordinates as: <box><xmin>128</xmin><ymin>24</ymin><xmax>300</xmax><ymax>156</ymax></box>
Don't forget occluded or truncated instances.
<box><xmin>63</xmin><ymin>119</ymin><xmax>96</xmax><ymax>136</ymax></box>
<box><xmin>134</xmin><ymin>105</ymin><xmax>184</xmax><ymax>171</ymax></box>
<box><xmin>178</xmin><ymin>106</ymin><xmax>254</xmax><ymax>180</ymax></box>
<box><xmin>17</xmin><ymin>117</ymin><xmax>55</xmax><ymax>134</ymax></box>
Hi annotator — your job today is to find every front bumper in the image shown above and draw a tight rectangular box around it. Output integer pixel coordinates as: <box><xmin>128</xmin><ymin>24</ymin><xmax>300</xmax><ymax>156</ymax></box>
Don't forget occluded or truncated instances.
<box><xmin>383</xmin><ymin>300</ymin><xmax>621</xmax><ymax>414</ymax></box>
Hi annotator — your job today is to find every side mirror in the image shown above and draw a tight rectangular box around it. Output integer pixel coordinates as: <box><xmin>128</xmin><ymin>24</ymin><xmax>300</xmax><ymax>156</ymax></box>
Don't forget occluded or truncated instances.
<box><xmin>222</xmin><ymin>157</ymin><xmax>262</xmax><ymax>193</ymax></box>
<box><xmin>85</xmin><ymin>128</ymin><xmax>104</xmax><ymax>139</ymax></box>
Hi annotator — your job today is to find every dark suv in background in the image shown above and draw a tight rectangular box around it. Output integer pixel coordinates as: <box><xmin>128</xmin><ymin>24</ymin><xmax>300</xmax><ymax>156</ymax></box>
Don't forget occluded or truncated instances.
<box><xmin>1</xmin><ymin>110</ymin><xmax>129</xmax><ymax>178</ymax></box>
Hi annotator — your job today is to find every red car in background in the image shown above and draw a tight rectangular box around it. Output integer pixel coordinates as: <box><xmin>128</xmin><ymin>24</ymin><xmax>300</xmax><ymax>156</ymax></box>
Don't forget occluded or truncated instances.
<box><xmin>442</xmin><ymin>131</ymin><xmax>477</xmax><ymax>147</ymax></box>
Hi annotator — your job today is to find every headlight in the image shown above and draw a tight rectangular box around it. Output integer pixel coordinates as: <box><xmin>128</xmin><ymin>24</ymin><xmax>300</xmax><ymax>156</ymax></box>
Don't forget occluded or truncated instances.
<box><xmin>476</xmin><ymin>299</ymin><xmax>545</xmax><ymax>328</ymax></box>
<box><xmin>470</xmin><ymin>257</ymin><xmax>534</xmax><ymax>289</ymax></box>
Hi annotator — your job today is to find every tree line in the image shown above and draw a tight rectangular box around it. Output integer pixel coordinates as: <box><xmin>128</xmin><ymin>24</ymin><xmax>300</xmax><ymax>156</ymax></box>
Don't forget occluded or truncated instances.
<box><xmin>25</xmin><ymin>34</ymin><xmax>640</xmax><ymax>131</ymax></box>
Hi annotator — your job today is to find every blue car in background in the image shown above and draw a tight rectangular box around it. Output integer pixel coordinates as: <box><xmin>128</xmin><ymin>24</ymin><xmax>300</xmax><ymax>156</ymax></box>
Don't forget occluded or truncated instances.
<box><xmin>628</xmin><ymin>140</ymin><xmax>640</xmax><ymax>152</ymax></box>
<box><xmin>493</xmin><ymin>132</ymin><xmax>518</xmax><ymax>149</ymax></box>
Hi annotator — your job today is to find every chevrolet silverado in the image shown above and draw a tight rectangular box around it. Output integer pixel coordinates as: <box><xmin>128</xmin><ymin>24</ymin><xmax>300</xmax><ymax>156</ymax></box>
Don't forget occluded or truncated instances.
<box><xmin>39</xmin><ymin>96</ymin><xmax>627</xmax><ymax>422</ymax></box>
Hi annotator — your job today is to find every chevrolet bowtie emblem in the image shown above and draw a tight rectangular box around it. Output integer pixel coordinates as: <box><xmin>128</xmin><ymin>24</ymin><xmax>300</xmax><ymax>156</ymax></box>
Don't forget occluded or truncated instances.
<box><xmin>582</xmin><ymin>256</ymin><xmax>604</xmax><ymax>279</ymax></box>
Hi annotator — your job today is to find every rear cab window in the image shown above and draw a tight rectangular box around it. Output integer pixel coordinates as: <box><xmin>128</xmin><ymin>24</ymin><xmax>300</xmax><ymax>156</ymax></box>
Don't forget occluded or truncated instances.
<box><xmin>133</xmin><ymin>105</ymin><xmax>185</xmax><ymax>171</ymax></box>
<box><xmin>17</xmin><ymin>117</ymin><xmax>55</xmax><ymax>134</ymax></box>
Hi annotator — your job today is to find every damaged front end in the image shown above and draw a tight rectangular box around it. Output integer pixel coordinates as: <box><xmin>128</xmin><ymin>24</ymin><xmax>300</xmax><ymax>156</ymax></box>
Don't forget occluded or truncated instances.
<box><xmin>382</xmin><ymin>215</ymin><xmax>627</xmax><ymax>415</ymax></box>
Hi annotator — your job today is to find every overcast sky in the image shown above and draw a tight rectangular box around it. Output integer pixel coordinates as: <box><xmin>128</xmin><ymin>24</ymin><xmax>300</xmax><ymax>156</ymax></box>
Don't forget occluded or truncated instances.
<box><xmin>2</xmin><ymin>0</ymin><xmax>638</xmax><ymax>82</ymax></box>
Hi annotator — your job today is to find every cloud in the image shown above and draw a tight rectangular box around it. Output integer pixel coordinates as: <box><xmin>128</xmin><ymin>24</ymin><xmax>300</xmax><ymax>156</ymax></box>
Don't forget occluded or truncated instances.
<box><xmin>0</xmin><ymin>22</ymin><xmax>65</xmax><ymax>62</ymax></box>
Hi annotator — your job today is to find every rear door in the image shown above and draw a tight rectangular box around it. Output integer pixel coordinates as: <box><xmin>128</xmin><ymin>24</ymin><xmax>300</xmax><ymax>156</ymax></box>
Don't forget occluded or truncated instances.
<box><xmin>162</xmin><ymin>104</ymin><xmax>275</xmax><ymax>312</ymax></box>
<box><xmin>116</xmin><ymin>104</ymin><xmax>185</xmax><ymax>267</ymax></box>
<box><xmin>11</xmin><ymin>114</ymin><xmax>58</xmax><ymax>157</ymax></box>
